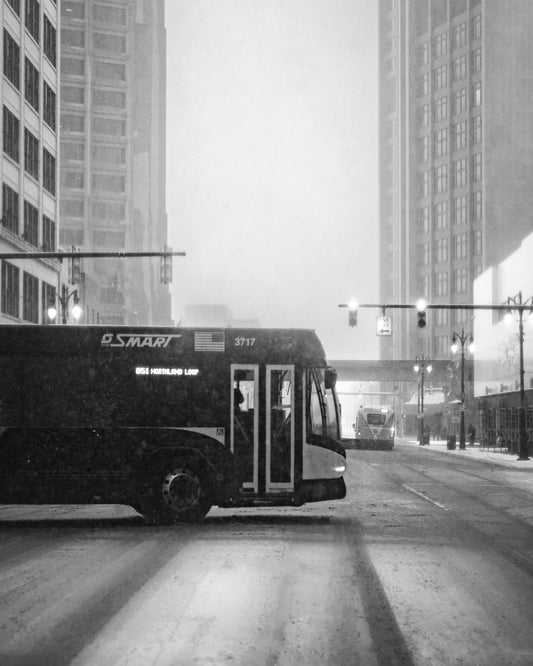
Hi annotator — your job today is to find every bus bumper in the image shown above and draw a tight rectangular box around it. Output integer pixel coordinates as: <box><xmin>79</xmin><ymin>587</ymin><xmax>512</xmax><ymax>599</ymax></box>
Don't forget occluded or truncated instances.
<box><xmin>296</xmin><ymin>477</ymin><xmax>346</xmax><ymax>503</ymax></box>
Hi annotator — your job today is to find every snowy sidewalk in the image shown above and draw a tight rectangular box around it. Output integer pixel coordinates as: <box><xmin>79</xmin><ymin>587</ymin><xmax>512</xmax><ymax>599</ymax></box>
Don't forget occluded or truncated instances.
<box><xmin>399</xmin><ymin>437</ymin><xmax>533</xmax><ymax>468</ymax></box>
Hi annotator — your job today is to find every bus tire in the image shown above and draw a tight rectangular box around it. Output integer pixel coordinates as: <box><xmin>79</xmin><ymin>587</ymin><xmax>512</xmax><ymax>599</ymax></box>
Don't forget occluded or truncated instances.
<box><xmin>138</xmin><ymin>462</ymin><xmax>212</xmax><ymax>524</ymax></box>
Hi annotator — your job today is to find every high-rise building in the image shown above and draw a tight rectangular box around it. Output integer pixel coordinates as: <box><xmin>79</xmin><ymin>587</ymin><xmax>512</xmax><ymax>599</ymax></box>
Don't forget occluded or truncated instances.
<box><xmin>1</xmin><ymin>0</ymin><xmax>60</xmax><ymax>324</ymax></box>
<box><xmin>379</xmin><ymin>0</ymin><xmax>533</xmax><ymax>361</ymax></box>
<box><xmin>60</xmin><ymin>0</ymin><xmax>170</xmax><ymax>325</ymax></box>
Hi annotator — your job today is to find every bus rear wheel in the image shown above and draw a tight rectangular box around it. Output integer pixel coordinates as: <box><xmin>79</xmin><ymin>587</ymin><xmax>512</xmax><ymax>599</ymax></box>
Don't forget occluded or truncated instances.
<box><xmin>139</xmin><ymin>464</ymin><xmax>212</xmax><ymax>524</ymax></box>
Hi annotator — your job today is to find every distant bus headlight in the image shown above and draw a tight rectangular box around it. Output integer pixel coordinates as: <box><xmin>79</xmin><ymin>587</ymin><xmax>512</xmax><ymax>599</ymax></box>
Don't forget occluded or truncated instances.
<box><xmin>334</xmin><ymin>463</ymin><xmax>346</xmax><ymax>474</ymax></box>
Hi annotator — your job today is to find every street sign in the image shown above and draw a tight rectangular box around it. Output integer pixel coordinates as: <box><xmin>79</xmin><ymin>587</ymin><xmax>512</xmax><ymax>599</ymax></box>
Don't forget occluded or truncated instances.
<box><xmin>376</xmin><ymin>315</ymin><xmax>392</xmax><ymax>336</ymax></box>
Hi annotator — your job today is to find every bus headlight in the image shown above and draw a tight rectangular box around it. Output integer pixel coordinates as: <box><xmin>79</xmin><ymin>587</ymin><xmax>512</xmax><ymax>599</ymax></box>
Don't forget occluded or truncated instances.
<box><xmin>334</xmin><ymin>463</ymin><xmax>346</xmax><ymax>474</ymax></box>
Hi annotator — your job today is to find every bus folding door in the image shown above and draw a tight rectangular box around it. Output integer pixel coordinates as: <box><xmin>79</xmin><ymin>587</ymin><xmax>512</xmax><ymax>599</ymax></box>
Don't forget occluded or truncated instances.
<box><xmin>231</xmin><ymin>365</ymin><xmax>259</xmax><ymax>493</ymax></box>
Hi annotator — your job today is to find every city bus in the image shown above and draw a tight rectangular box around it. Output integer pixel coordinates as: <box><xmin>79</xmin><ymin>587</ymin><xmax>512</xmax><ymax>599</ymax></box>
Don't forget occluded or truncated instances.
<box><xmin>353</xmin><ymin>406</ymin><xmax>395</xmax><ymax>450</ymax></box>
<box><xmin>0</xmin><ymin>325</ymin><xmax>346</xmax><ymax>523</ymax></box>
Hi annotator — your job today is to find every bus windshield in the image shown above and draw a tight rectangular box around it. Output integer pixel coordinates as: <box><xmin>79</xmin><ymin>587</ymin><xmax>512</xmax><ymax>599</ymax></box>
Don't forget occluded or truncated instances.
<box><xmin>366</xmin><ymin>413</ymin><xmax>387</xmax><ymax>426</ymax></box>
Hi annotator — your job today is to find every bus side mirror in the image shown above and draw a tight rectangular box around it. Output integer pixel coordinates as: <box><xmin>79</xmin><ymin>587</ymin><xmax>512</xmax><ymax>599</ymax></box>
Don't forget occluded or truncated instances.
<box><xmin>325</xmin><ymin>367</ymin><xmax>337</xmax><ymax>390</ymax></box>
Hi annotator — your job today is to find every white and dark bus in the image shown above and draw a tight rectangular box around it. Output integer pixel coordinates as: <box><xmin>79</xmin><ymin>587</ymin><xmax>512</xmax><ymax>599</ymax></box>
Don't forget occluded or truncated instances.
<box><xmin>0</xmin><ymin>325</ymin><xmax>346</xmax><ymax>523</ymax></box>
<box><xmin>353</xmin><ymin>406</ymin><xmax>395</xmax><ymax>450</ymax></box>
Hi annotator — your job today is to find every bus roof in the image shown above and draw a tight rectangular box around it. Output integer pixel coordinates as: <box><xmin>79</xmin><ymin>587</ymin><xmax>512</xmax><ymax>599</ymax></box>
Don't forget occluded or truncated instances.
<box><xmin>0</xmin><ymin>325</ymin><xmax>329</xmax><ymax>366</ymax></box>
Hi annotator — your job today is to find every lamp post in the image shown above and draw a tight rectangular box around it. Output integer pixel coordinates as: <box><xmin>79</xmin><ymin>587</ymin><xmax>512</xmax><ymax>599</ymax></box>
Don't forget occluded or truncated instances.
<box><xmin>47</xmin><ymin>284</ymin><xmax>82</xmax><ymax>325</ymax></box>
<box><xmin>451</xmin><ymin>328</ymin><xmax>475</xmax><ymax>450</ymax></box>
<box><xmin>504</xmin><ymin>292</ymin><xmax>533</xmax><ymax>461</ymax></box>
<box><xmin>414</xmin><ymin>355</ymin><xmax>432</xmax><ymax>445</ymax></box>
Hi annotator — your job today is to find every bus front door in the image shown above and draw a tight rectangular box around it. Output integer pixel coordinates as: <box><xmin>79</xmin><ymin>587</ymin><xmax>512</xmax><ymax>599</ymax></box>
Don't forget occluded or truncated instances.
<box><xmin>231</xmin><ymin>364</ymin><xmax>295</xmax><ymax>497</ymax></box>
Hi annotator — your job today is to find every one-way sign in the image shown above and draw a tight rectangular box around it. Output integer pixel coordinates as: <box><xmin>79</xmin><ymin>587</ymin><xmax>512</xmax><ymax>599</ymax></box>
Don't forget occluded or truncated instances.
<box><xmin>376</xmin><ymin>316</ymin><xmax>392</xmax><ymax>336</ymax></box>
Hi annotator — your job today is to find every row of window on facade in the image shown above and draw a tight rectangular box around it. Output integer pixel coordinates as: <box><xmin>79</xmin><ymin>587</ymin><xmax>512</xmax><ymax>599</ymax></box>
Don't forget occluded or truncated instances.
<box><xmin>61</xmin><ymin>28</ymin><xmax>127</xmax><ymax>55</ymax></box>
<box><xmin>62</xmin><ymin>85</ymin><xmax>127</xmax><ymax>110</ymax></box>
<box><xmin>62</xmin><ymin>56</ymin><xmax>127</xmax><ymax>82</ymax></box>
<box><xmin>0</xmin><ymin>260</ymin><xmax>56</xmax><ymax>324</ymax></box>
<box><xmin>418</xmin><ymin>230</ymin><xmax>482</xmax><ymax>266</ymax></box>
<box><xmin>417</xmin><ymin>13</ymin><xmax>482</xmax><ymax>63</ymax></box>
<box><xmin>417</xmin><ymin>160</ymin><xmax>482</xmax><ymax>199</ymax></box>
<box><xmin>61</xmin><ymin>114</ymin><xmax>126</xmax><ymax>138</ymax></box>
<box><xmin>3</xmin><ymin>110</ymin><xmax>56</xmax><ymax>194</ymax></box>
<box><xmin>59</xmin><ymin>226</ymin><xmax>126</xmax><ymax>249</ymax></box>
<box><xmin>416</xmin><ymin>50</ymin><xmax>482</xmax><ymax>96</ymax></box>
<box><xmin>417</xmin><ymin>83</ymin><xmax>482</xmax><ymax>121</ymax></box>
<box><xmin>417</xmin><ymin>193</ymin><xmax>482</xmax><ymax>232</ymax></box>
<box><xmin>2</xmin><ymin>182</ymin><xmax>56</xmax><ymax>250</ymax></box>
<box><xmin>3</xmin><ymin>9</ymin><xmax>56</xmax><ymax>69</ymax></box>
<box><xmin>418</xmin><ymin>116</ymin><xmax>481</xmax><ymax>160</ymax></box>
<box><xmin>415</xmin><ymin>0</ymin><xmax>481</xmax><ymax>36</ymax></box>
<box><xmin>61</xmin><ymin>1</ymin><xmax>127</xmax><ymax>26</ymax></box>
<box><xmin>419</xmin><ymin>265</ymin><xmax>483</xmax><ymax>299</ymax></box>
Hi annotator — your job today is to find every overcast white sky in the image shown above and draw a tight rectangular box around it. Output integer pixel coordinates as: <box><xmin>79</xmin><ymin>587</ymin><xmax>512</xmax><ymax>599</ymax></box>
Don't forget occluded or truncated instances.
<box><xmin>165</xmin><ymin>0</ymin><xmax>379</xmax><ymax>359</ymax></box>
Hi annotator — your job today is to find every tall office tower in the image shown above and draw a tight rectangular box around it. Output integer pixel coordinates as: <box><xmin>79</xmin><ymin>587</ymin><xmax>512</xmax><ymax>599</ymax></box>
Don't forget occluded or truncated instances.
<box><xmin>60</xmin><ymin>0</ymin><xmax>170</xmax><ymax>326</ymax></box>
<box><xmin>1</xmin><ymin>0</ymin><xmax>60</xmax><ymax>324</ymax></box>
<box><xmin>379</xmin><ymin>0</ymin><xmax>533</xmax><ymax>360</ymax></box>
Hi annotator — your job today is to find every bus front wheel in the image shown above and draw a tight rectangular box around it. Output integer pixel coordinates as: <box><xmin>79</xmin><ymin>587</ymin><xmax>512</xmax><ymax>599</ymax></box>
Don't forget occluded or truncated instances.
<box><xmin>139</xmin><ymin>463</ymin><xmax>212</xmax><ymax>524</ymax></box>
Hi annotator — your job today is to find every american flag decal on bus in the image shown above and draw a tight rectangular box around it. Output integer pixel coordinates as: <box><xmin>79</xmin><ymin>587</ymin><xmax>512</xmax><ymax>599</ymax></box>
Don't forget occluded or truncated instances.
<box><xmin>194</xmin><ymin>331</ymin><xmax>225</xmax><ymax>352</ymax></box>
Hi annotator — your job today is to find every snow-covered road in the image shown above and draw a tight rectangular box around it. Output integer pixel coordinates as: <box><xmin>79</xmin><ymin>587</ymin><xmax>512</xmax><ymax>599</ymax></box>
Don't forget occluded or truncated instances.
<box><xmin>1</xmin><ymin>440</ymin><xmax>533</xmax><ymax>665</ymax></box>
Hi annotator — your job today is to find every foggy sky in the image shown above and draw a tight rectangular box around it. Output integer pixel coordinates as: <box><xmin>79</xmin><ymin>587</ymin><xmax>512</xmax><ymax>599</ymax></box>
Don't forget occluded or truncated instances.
<box><xmin>165</xmin><ymin>0</ymin><xmax>378</xmax><ymax>360</ymax></box>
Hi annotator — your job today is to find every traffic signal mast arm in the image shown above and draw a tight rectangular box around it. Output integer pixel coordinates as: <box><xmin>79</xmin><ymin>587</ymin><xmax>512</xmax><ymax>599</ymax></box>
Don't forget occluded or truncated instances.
<box><xmin>0</xmin><ymin>251</ymin><xmax>186</xmax><ymax>260</ymax></box>
<box><xmin>338</xmin><ymin>302</ymin><xmax>533</xmax><ymax>314</ymax></box>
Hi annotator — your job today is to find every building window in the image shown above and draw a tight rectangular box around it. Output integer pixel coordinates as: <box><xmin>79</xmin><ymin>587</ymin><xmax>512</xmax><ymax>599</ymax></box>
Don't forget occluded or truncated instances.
<box><xmin>434</xmin><ymin>128</ymin><xmax>448</xmax><ymax>157</ymax></box>
<box><xmin>417</xmin><ymin>73</ymin><xmax>429</xmax><ymax>97</ymax></box>
<box><xmin>23</xmin><ymin>200</ymin><xmax>38</xmax><ymax>245</ymax></box>
<box><xmin>471</xmin><ymin>190</ymin><xmax>482</xmax><ymax>221</ymax></box>
<box><xmin>419</xmin><ymin>170</ymin><xmax>430</xmax><ymax>198</ymax></box>
<box><xmin>472</xmin><ymin>229</ymin><xmax>482</xmax><ymax>256</ymax></box>
<box><xmin>93</xmin><ymin>33</ymin><xmax>126</xmax><ymax>55</ymax></box>
<box><xmin>92</xmin><ymin>145</ymin><xmax>126</xmax><ymax>166</ymax></box>
<box><xmin>435</xmin><ymin>200</ymin><xmax>448</xmax><ymax>230</ymax></box>
<box><xmin>61</xmin><ymin>114</ymin><xmax>85</xmax><ymax>133</ymax></box>
<box><xmin>418</xmin><ymin>207</ymin><xmax>430</xmax><ymax>234</ymax></box>
<box><xmin>7</xmin><ymin>0</ymin><xmax>20</xmax><ymax>16</ymax></box>
<box><xmin>61</xmin><ymin>85</ymin><xmax>85</xmax><ymax>104</ymax></box>
<box><xmin>417</xmin><ymin>104</ymin><xmax>430</xmax><ymax>127</ymax></box>
<box><xmin>25</xmin><ymin>58</ymin><xmax>40</xmax><ymax>111</ymax></box>
<box><xmin>43</xmin><ymin>15</ymin><xmax>57</xmax><ymax>67</ymax></box>
<box><xmin>61</xmin><ymin>57</ymin><xmax>85</xmax><ymax>76</ymax></box>
<box><xmin>472</xmin><ymin>81</ymin><xmax>482</xmax><ymax>107</ymax></box>
<box><xmin>435</xmin><ymin>335</ymin><xmax>450</xmax><ymax>357</ymax></box>
<box><xmin>61</xmin><ymin>28</ymin><xmax>85</xmax><ymax>49</ymax></box>
<box><xmin>93</xmin><ymin>89</ymin><xmax>126</xmax><ymax>109</ymax></box>
<box><xmin>94</xmin><ymin>62</ymin><xmax>126</xmax><ymax>81</ymax></box>
<box><xmin>3</xmin><ymin>106</ymin><xmax>20</xmax><ymax>163</ymax></box>
<box><xmin>435</xmin><ymin>237</ymin><xmax>448</xmax><ymax>263</ymax></box>
<box><xmin>418</xmin><ymin>242</ymin><xmax>430</xmax><ymax>266</ymax></box>
<box><xmin>453</xmin><ymin>268</ymin><xmax>468</xmax><ymax>294</ymax></box>
<box><xmin>92</xmin><ymin>173</ymin><xmax>126</xmax><ymax>193</ymax></box>
<box><xmin>471</xmin><ymin>115</ymin><xmax>482</xmax><ymax>144</ymax></box>
<box><xmin>453</xmin><ymin>157</ymin><xmax>468</xmax><ymax>188</ymax></box>
<box><xmin>61</xmin><ymin>1</ymin><xmax>85</xmax><ymax>19</ymax></box>
<box><xmin>417</xmin><ymin>42</ymin><xmax>429</xmax><ymax>66</ymax></box>
<box><xmin>3</xmin><ymin>30</ymin><xmax>20</xmax><ymax>89</ymax></box>
<box><xmin>435</xmin><ymin>271</ymin><xmax>448</xmax><ymax>297</ymax></box>
<box><xmin>43</xmin><ymin>149</ymin><xmax>56</xmax><ymax>195</ymax></box>
<box><xmin>93</xmin><ymin>4</ymin><xmax>127</xmax><ymax>26</ymax></box>
<box><xmin>2</xmin><ymin>183</ymin><xmax>19</xmax><ymax>234</ymax></box>
<box><xmin>471</xmin><ymin>13</ymin><xmax>482</xmax><ymax>41</ymax></box>
<box><xmin>453</xmin><ymin>120</ymin><xmax>467</xmax><ymax>150</ymax></box>
<box><xmin>43</xmin><ymin>82</ymin><xmax>56</xmax><ymax>130</ymax></box>
<box><xmin>418</xmin><ymin>135</ymin><xmax>430</xmax><ymax>163</ymax></box>
<box><xmin>453</xmin><ymin>195</ymin><xmax>467</xmax><ymax>225</ymax></box>
<box><xmin>471</xmin><ymin>46</ymin><xmax>482</xmax><ymax>73</ymax></box>
<box><xmin>452</xmin><ymin>54</ymin><xmax>467</xmax><ymax>82</ymax></box>
<box><xmin>42</xmin><ymin>215</ymin><xmax>56</xmax><ymax>251</ymax></box>
<box><xmin>42</xmin><ymin>282</ymin><xmax>55</xmax><ymax>324</ymax></box>
<box><xmin>93</xmin><ymin>117</ymin><xmax>126</xmax><ymax>137</ymax></box>
<box><xmin>61</xmin><ymin>142</ymin><xmax>85</xmax><ymax>161</ymax></box>
<box><xmin>433</xmin><ymin>32</ymin><xmax>448</xmax><ymax>57</ymax></box>
<box><xmin>60</xmin><ymin>199</ymin><xmax>85</xmax><ymax>218</ymax></box>
<box><xmin>453</xmin><ymin>88</ymin><xmax>467</xmax><ymax>115</ymax></box>
<box><xmin>61</xmin><ymin>171</ymin><xmax>84</xmax><ymax>189</ymax></box>
<box><xmin>434</xmin><ymin>165</ymin><xmax>448</xmax><ymax>193</ymax></box>
<box><xmin>452</xmin><ymin>22</ymin><xmax>467</xmax><ymax>49</ymax></box>
<box><xmin>24</xmin><ymin>129</ymin><xmax>39</xmax><ymax>179</ymax></box>
<box><xmin>25</xmin><ymin>0</ymin><xmax>40</xmax><ymax>44</ymax></box>
<box><xmin>23</xmin><ymin>272</ymin><xmax>38</xmax><ymax>323</ymax></box>
<box><xmin>454</xmin><ymin>232</ymin><xmax>468</xmax><ymax>259</ymax></box>
<box><xmin>435</xmin><ymin>309</ymin><xmax>449</xmax><ymax>327</ymax></box>
<box><xmin>433</xmin><ymin>64</ymin><xmax>448</xmax><ymax>91</ymax></box>
<box><xmin>434</xmin><ymin>95</ymin><xmax>448</xmax><ymax>122</ymax></box>
<box><xmin>471</xmin><ymin>153</ymin><xmax>482</xmax><ymax>183</ymax></box>
<box><xmin>1</xmin><ymin>261</ymin><xmax>19</xmax><ymax>318</ymax></box>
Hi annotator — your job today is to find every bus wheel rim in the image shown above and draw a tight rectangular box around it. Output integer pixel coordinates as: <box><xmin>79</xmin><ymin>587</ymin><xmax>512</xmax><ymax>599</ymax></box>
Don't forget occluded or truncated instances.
<box><xmin>161</xmin><ymin>469</ymin><xmax>201</xmax><ymax>512</ymax></box>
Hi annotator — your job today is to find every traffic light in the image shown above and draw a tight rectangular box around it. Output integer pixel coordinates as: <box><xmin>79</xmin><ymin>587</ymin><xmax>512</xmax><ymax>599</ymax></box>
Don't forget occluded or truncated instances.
<box><xmin>416</xmin><ymin>298</ymin><xmax>427</xmax><ymax>328</ymax></box>
<box><xmin>160</xmin><ymin>245</ymin><xmax>173</xmax><ymax>284</ymax></box>
<box><xmin>70</xmin><ymin>246</ymin><xmax>81</xmax><ymax>284</ymax></box>
<box><xmin>348</xmin><ymin>300</ymin><xmax>358</xmax><ymax>327</ymax></box>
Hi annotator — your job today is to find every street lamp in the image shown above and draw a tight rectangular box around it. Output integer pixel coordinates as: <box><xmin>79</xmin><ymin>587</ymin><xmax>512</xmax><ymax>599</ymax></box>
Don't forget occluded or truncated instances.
<box><xmin>451</xmin><ymin>328</ymin><xmax>475</xmax><ymax>450</ymax></box>
<box><xmin>504</xmin><ymin>291</ymin><xmax>533</xmax><ymax>460</ymax></box>
<box><xmin>414</xmin><ymin>355</ymin><xmax>432</xmax><ymax>445</ymax></box>
<box><xmin>48</xmin><ymin>284</ymin><xmax>82</xmax><ymax>325</ymax></box>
